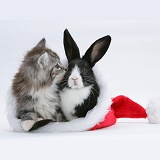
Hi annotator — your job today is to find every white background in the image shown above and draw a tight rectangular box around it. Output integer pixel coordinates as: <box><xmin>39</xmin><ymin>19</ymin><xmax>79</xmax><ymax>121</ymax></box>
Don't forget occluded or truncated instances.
<box><xmin>0</xmin><ymin>0</ymin><xmax>160</xmax><ymax>21</ymax></box>
<box><xmin>0</xmin><ymin>1</ymin><xmax>160</xmax><ymax>160</ymax></box>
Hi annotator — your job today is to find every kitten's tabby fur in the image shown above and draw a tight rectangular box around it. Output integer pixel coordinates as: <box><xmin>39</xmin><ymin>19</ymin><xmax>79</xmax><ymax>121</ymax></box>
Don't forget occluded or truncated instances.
<box><xmin>12</xmin><ymin>38</ymin><xmax>66</xmax><ymax>131</ymax></box>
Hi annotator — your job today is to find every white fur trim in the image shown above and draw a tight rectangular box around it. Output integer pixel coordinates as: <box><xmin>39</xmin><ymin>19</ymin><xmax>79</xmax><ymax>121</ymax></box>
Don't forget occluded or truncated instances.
<box><xmin>5</xmin><ymin>88</ymin><xmax>24</xmax><ymax>132</ymax></box>
<box><xmin>6</xmin><ymin>66</ymin><xmax>112</xmax><ymax>132</ymax></box>
<box><xmin>146</xmin><ymin>98</ymin><xmax>160</xmax><ymax>123</ymax></box>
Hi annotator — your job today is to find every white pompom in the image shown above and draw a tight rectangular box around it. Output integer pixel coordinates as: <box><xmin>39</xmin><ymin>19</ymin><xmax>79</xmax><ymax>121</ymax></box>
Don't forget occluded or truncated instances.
<box><xmin>146</xmin><ymin>98</ymin><xmax>160</xmax><ymax>124</ymax></box>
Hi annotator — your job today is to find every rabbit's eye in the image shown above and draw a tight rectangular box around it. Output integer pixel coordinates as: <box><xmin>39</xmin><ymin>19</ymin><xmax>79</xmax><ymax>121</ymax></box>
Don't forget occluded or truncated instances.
<box><xmin>55</xmin><ymin>64</ymin><xmax>61</xmax><ymax>70</ymax></box>
<box><xmin>83</xmin><ymin>67</ymin><xmax>88</xmax><ymax>73</ymax></box>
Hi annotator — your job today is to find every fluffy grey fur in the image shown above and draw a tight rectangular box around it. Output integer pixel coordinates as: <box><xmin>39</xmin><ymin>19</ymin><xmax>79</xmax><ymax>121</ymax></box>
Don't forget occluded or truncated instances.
<box><xmin>11</xmin><ymin>38</ymin><xmax>66</xmax><ymax>131</ymax></box>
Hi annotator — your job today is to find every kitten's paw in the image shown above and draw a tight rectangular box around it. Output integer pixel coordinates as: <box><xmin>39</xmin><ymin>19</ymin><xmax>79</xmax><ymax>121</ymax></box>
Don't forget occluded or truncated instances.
<box><xmin>21</xmin><ymin>120</ymin><xmax>36</xmax><ymax>131</ymax></box>
<box><xmin>36</xmin><ymin>118</ymin><xmax>43</xmax><ymax>122</ymax></box>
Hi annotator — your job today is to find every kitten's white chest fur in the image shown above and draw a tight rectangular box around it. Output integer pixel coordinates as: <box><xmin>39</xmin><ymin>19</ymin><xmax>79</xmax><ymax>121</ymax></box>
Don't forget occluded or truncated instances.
<box><xmin>30</xmin><ymin>84</ymin><xmax>59</xmax><ymax>119</ymax></box>
<box><xmin>60</xmin><ymin>86</ymin><xmax>92</xmax><ymax>121</ymax></box>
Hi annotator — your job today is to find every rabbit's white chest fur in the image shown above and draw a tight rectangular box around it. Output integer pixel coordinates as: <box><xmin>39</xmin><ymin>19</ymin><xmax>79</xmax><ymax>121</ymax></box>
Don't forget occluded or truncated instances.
<box><xmin>60</xmin><ymin>86</ymin><xmax>92</xmax><ymax>121</ymax></box>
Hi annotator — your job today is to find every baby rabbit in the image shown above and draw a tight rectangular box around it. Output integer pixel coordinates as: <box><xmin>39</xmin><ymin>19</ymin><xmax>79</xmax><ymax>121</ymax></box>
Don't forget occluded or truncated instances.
<box><xmin>59</xmin><ymin>29</ymin><xmax>111</xmax><ymax>121</ymax></box>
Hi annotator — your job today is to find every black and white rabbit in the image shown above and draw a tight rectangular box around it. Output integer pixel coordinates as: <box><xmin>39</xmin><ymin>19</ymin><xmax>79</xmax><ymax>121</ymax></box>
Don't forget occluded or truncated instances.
<box><xmin>59</xmin><ymin>29</ymin><xmax>111</xmax><ymax>121</ymax></box>
<box><xmin>29</xmin><ymin>29</ymin><xmax>111</xmax><ymax>131</ymax></box>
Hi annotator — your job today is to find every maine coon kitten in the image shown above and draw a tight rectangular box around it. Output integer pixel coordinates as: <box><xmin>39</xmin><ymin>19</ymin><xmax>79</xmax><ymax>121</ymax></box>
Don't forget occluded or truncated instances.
<box><xmin>12</xmin><ymin>38</ymin><xmax>66</xmax><ymax>131</ymax></box>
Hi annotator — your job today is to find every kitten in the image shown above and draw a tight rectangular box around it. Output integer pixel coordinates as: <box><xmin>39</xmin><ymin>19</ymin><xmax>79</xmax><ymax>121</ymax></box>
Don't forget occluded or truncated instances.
<box><xmin>12</xmin><ymin>38</ymin><xmax>66</xmax><ymax>131</ymax></box>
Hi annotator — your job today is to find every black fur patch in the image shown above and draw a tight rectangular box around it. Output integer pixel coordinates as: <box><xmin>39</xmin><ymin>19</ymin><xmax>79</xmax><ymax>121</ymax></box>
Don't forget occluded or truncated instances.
<box><xmin>74</xmin><ymin>84</ymin><xmax>100</xmax><ymax>118</ymax></box>
<box><xmin>29</xmin><ymin>119</ymin><xmax>53</xmax><ymax>131</ymax></box>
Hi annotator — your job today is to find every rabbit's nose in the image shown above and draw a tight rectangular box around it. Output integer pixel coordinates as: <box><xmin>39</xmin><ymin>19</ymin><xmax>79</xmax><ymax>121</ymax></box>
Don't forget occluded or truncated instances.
<box><xmin>71</xmin><ymin>77</ymin><xmax>78</xmax><ymax>81</ymax></box>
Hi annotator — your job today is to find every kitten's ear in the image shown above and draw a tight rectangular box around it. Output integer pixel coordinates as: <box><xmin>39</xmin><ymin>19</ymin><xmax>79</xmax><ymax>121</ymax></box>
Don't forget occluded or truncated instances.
<box><xmin>36</xmin><ymin>38</ymin><xmax>46</xmax><ymax>48</ymax></box>
<box><xmin>37</xmin><ymin>52</ymin><xmax>49</xmax><ymax>68</ymax></box>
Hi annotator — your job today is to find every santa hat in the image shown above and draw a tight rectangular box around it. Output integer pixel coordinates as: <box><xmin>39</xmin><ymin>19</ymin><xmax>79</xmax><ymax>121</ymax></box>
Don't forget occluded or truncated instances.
<box><xmin>6</xmin><ymin>67</ymin><xmax>160</xmax><ymax>133</ymax></box>
<box><xmin>91</xmin><ymin>95</ymin><xmax>148</xmax><ymax>130</ymax></box>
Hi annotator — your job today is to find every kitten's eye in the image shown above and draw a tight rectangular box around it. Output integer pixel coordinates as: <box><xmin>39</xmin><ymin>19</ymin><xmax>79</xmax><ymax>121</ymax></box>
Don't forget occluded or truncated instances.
<box><xmin>55</xmin><ymin>64</ymin><xmax>61</xmax><ymax>70</ymax></box>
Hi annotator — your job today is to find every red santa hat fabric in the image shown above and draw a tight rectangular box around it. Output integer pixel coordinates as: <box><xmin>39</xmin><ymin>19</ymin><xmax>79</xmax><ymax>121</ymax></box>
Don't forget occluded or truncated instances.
<box><xmin>90</xmin><ymin>95</ymin><xmax>148</xmax><ymax>130</ymax></box>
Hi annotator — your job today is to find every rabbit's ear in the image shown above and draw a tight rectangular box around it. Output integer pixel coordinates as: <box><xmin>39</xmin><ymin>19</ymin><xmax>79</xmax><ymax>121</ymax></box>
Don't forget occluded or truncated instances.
<box><xmin>36</xmin><ymin>38</ymin><xmax>46</xmax><ymax>48</ymax></box>
<box><xmin>83</xmin><ymin>35</ymin><xmax>111</xmax><ymax>68</ymax></box>
<box><xmin>63</xmin><ymin>29</ymin><xmax>80</xmax><ymax>63</ymax></box>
